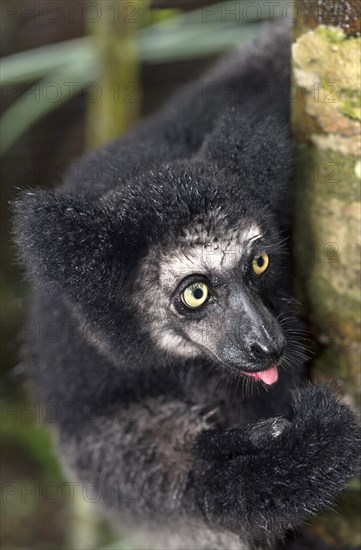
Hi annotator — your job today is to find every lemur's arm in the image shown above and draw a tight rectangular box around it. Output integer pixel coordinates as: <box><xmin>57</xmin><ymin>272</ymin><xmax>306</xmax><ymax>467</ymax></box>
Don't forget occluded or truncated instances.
<box><xmin>59</xmin><ymin>386</ymin><xmax>360</xmax><ymax>543</ymax></box>
<box><xmin>58</xmin><ymin>399</ymin><xmax>206</xmax><ymax>516</ymax></box>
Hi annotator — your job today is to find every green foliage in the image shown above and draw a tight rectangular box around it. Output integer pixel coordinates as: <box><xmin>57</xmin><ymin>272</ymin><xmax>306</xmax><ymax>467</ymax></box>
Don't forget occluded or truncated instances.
<box><xmin>1</xmin><ymin>398</ymin><xmax>62</xmax><ymax>481</ymax></box>
<box><xmin>0</xmin><ymin>0</ymin><xmax>285</xmax><ymax>154</ymax></box>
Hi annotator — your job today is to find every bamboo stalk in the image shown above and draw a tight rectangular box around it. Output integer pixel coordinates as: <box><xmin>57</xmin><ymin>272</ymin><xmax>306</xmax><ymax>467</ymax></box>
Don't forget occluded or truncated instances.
<box><xmin>85</xmin><ymin>0</ymin><xmax>148</xmax><ymax>149</ymax></box>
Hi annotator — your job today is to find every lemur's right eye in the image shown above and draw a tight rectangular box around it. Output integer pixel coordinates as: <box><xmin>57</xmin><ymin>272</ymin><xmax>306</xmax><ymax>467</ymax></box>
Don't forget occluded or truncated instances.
<box><xmin>181</xmin><ymin>281</ymin><xmax>209</xmax><ymax>309</ymax></box>
<box><xmin>252</xmin><ymin>252</ymin><xmax>269</xmax><ymax>275</ymax></box>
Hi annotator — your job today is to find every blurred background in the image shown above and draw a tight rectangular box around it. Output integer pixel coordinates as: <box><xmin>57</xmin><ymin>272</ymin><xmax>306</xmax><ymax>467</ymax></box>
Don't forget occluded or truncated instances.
<box><xmin>1</xmin><ymin>1</ymin><xmax>360</xmax><ymax>548</ymax></box>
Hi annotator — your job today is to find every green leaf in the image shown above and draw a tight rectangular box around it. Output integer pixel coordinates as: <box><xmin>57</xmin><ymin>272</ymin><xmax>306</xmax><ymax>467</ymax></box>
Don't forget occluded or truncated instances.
<box><xmin>1</xmin><ymin>0</ymin><xmax>288</xmax><ymax>152</ymax></box>
<box><xmin>0</xmin><ymin>58</ymin><xmax>101</xmax><ymax>155</ymax></box>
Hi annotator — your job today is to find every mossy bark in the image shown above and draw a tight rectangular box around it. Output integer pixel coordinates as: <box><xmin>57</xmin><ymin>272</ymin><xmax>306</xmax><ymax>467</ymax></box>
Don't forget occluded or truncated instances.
<box><xmin>292</xmin><ymin>1</ymin><xmax>361</xmax><ymax>545</ymax></box>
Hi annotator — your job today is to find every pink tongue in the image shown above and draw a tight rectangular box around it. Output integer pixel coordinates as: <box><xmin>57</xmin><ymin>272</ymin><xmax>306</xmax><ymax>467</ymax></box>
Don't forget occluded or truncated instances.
<box><xmin>240</xmin><ymin>365</ymin><xmax>279</xmax><ymax>385</ymax></box>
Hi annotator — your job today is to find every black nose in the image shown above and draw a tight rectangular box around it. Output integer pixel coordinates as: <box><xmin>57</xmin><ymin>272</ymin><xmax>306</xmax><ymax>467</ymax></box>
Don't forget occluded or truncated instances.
<box><xmin>249</xmin><ymin>336</ymin><xmax>286</xmax><ymax>362</ymax></box>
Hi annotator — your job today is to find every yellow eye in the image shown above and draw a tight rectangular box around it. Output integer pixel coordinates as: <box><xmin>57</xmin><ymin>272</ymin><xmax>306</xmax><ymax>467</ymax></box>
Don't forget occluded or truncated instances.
<box><xmin>181</xmin><ymin>282</ymin><xmax>209</xmax><ymax>309</ymax></box>
<box><xmin>252</xmin><ymin>252</ymin><xmax>269</xmax><ymax>275</ymax></box>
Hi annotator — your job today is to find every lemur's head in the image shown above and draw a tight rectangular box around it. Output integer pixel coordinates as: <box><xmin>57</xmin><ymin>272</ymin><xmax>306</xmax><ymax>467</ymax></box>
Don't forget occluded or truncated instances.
<box><xmin>134</xmin><ymin>199</ymin><xmax>287</xmax><ymax>386</ymax></box>
<box><xmin>14</xmin><ymin>113</ymin><xmax>297</xmax><ymax>385</ymax></box>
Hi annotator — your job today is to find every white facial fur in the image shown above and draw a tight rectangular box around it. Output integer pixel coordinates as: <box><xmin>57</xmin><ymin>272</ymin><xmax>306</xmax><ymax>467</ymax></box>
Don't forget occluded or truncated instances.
<box><xmin>134</xmin><ymin>219</ymin><xmax>262</xmax><ymax>358</ymax></box>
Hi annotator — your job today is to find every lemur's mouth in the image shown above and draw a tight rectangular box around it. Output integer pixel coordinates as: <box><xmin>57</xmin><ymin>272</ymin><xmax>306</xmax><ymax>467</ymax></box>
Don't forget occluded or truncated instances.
<box><xmin>240</xmin><ymin>364</ymin><xmax>278</xmax><ymax>385</ymax></box>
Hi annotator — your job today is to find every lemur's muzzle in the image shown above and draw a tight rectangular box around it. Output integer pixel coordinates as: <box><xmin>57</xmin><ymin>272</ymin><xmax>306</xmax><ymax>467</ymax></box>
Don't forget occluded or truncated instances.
<box><xmin>218</xmin><ymin>286</ymin><xmax>286</xmax><ymax>385</ymax></box>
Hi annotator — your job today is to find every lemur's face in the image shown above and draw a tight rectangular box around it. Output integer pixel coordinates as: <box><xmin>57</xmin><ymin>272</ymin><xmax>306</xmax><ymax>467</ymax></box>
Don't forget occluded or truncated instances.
<box><xmin>135</xmin><ymin>216</ymin><xmax>287</xmax><ymax>386</ymax></box>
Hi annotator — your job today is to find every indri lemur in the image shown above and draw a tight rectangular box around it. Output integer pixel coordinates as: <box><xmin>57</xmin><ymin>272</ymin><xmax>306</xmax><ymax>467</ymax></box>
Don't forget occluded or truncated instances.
<box><xmin>14</xmin><ymin>21</ymin><xmax>361</xmax><ymax>550</ymax></box>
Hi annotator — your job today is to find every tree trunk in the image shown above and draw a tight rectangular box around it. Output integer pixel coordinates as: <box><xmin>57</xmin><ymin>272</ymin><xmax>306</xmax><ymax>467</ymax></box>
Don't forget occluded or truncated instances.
<box><xmin>292</xmin><ymin>1</ymin><xmax>361</xmax><ymax>545</ymax></box>
<box><xmin>86</xmin><ymin>0</ymin><xmax>147</xmax><ymax>149</ymax></box>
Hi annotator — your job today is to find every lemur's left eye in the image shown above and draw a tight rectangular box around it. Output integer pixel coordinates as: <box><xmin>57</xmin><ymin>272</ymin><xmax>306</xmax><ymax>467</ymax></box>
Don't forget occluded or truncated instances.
<box><xmin>252</xmin><ymin>252</ymin><xmax>269</xmax><ymax>275</ymax></box>
<box><xmin>181</xmin><ymin>282</ymin><xmax>209</xmax><ymax>309</ymax></box>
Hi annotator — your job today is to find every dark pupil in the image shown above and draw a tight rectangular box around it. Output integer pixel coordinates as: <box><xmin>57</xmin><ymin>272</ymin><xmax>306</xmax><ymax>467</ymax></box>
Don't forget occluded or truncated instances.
<box><xmin>257</xmin><ymin>256</ymin><xmax>264</xmax><ymax>267</ymax></box>
<box><xmin>193</xmin><ymin>288</ymin><xmax>203</xmax><ymax>300</ymax></box>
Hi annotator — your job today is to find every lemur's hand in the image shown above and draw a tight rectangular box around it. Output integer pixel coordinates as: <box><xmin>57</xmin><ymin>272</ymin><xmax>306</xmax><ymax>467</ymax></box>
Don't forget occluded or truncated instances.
<box><xmin>192</xmin><ymin>385</ymin><xmax>361</xmax><ymax>541</ymax></box>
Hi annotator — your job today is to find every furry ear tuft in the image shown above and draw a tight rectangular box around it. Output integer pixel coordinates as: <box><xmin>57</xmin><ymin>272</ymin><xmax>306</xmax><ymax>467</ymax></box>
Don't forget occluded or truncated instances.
<box><xmin>200</xmin><ymin>109</ymin><xmax>293</xmax><ymax>205</ymax></box>
<box><xmin>12</xmin><ymin>190</ymin><xmax>121</xmax><ymax>298</ymax></box>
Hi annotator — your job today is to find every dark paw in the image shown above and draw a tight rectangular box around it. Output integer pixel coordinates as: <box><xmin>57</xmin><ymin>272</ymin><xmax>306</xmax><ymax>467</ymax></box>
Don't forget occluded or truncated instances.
<box><xmin>248</xmin><ymin>417</ymin><xmax>291</xmax><ymax>446</ymax></box>
<box><xmin>193</xmin><ymin>385</ymin><xmax>361</xmax><ymax>541</ymax></box>
<box><xmin>194</xmin><ymin>416</ymin><xmax>292</xmax><ymax>462</ymax></box>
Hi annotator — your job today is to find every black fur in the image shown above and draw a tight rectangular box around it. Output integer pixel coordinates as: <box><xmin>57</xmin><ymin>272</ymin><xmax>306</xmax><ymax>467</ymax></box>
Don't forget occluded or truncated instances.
<box><xmin>13</xmin><ymin>21</ymin><xmax>361</xmax><ymax>550</ymax></box>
